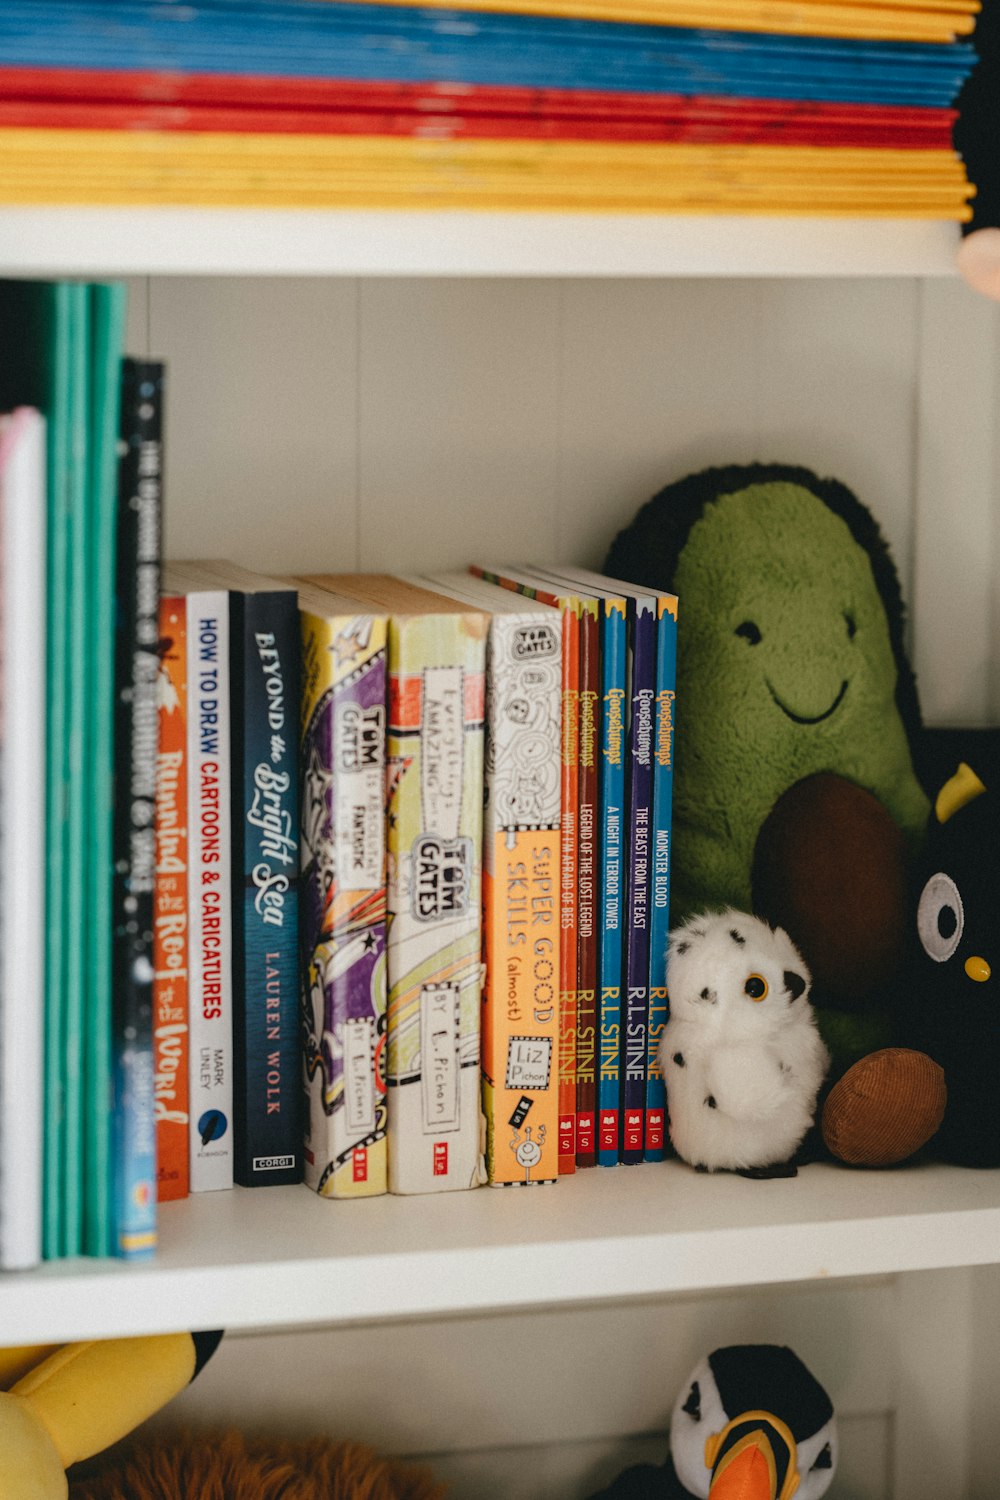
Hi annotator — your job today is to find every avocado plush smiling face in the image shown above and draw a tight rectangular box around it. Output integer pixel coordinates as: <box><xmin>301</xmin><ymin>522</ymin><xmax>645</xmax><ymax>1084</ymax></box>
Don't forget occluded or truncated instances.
<box><xmin>670</xmin><ymin>480</ymin><xmax>929</xmax><ymax>920</ymax></box>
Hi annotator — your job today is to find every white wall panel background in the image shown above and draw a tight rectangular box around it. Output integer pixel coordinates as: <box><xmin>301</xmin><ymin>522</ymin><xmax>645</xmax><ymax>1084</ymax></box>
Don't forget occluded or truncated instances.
<box><xmin>145</xmin><ymin>272</ymin><xmax>999</xmax><ymax>728</ymax></box>
<box><xmin>157</xmin><ymin>1276</ymin><xmax>903</xmax><ymax>1499</ymax></box>
<box><xmin>148</xmin><ymin>277</ymin><xmax>361</xmax><ymax>573</ymax></box>
<box><xmin>357</xmin><ymin>280</ymin><xmax>563</xmax><ymax>571</ymax></box>
<box><xmin>912</xmin><ymin>279</ymin><xmax>999</xmax><ymax>729</ymax></box>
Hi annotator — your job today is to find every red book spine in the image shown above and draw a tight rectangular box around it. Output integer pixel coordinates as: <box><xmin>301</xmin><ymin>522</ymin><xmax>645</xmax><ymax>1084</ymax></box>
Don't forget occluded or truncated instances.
<box><xmin>575</xmin><ymin>603</ymin><xmax>599</xmax><ymax>1167</ymax></box>
<box><xmin>153</xmin><ymin>595</ymin><xmax>190</xmax><ymax>1202</ymax></box>
<box><xmin>0</xmin><ymin>97</ymin><xmax>953</xmax><ymax>149</ymax></box>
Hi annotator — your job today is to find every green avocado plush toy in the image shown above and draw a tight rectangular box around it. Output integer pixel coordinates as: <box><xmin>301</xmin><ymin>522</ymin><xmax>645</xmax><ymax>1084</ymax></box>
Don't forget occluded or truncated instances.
<box><xmin>606</xmin><ymin>463</ymin><xmax>933</xmax><ymax>1093</ymax></box>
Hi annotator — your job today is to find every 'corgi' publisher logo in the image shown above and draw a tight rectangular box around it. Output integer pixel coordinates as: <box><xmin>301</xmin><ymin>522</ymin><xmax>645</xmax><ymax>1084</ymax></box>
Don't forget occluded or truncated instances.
<box><xmin>253</xmin><ymin>1154</ymin><xmax>296</xmax><ymax>1171</ymax></box>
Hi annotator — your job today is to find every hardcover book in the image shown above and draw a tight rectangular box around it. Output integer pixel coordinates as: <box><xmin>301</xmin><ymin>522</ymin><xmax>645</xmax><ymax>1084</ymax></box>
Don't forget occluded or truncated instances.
<box><xmin>154</xmin><ymin>592</ymin><xmax>190</xmax><ymax>1203</ymax></box>
<box><xmin>179</xmin><ymin>561</ymin><xmax>302</xmax><ymax>1188</ymax></box>
<box><xmin>296</xmin><ymin>579</ymin><xmax>388</xmax><ymax>1199</ymax></box>
<box><xmin>111</xmin><ymin>357</ymin><xmax>163</xmax><ymax>1257</ymax></box>
<box><xmin>473</xmin><ymin>564</ymin><xmax>581</xmax><ymax>1175</ymax></box>
<box><xmin>162</xmin><ymin>563</ymin><xmax>234</xmax><ymax>1193</ymax></box>
<box><xmin>420</xmin><ymin>571</ymin><xmax>562</xmax><ymax>1187</ymax></box>
<box><xmin>312</xmin><ymin>575</ymin><xmax>486</xmax><ymax>1196</ymax></box>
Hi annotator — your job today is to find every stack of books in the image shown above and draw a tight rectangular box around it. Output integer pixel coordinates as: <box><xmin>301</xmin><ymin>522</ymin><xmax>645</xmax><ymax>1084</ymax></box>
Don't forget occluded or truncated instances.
<box><xmin>0</xmin><ymin>0</ymin><xmax>979</xmax><ymax>218</ymax></box>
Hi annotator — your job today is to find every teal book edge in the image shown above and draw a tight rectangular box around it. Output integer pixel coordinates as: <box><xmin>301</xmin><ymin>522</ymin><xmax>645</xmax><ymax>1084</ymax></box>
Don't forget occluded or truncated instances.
<box><xmin>84</xmin><ymin>282</ymin><xmax>127</xmax><ymax>1258</ymax></box>
<box><xmin>62</xmin><ymin>285</ymin><xmax>90</xmax><ymax>1257</ymax></box>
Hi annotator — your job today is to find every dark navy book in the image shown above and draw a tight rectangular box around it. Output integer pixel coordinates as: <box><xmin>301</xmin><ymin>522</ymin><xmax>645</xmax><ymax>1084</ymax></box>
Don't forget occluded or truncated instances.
<box><xmin>619</xmin><ymin>594</ymin><xmax>657</xmax><ymax>1165</ymax></box>
<box><xmin>112</xmin><ymin>358</ymin><xmax>163</xmax><ymax>1257</ymax></box>
<box><xmin>186</xmin><ymin>562</ymin><xmax>303</xmax><ymax>1187</ymax></box>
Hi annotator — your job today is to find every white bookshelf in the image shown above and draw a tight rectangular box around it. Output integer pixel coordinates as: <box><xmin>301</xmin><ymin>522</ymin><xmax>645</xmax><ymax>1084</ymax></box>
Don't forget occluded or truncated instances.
<box><xmin>3</xmin><ymin>1162</ymin><xmax>1000</xmax><ymax>1347</ymax></box>
<box><xmin>0</xmin><ymin>207</ymin><xmax>963</xmax><ymax>278</ymax></box>
<box><xmin>2</xmin><ymin>230</ymin><xmax>998</xmax><ymax>1499</ymax></box>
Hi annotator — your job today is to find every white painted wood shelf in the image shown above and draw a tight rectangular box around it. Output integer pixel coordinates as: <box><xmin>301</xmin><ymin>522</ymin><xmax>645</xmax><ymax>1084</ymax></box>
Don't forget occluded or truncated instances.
<box><xmin>4</xmin><ymin>1160</ymin><xmax>1000</xmax><ymax>1346</ymax></box>
<box><xmin>0</xmin><ymin>207</ymin><xmax>962</xmax><ymax>278</ymax></box>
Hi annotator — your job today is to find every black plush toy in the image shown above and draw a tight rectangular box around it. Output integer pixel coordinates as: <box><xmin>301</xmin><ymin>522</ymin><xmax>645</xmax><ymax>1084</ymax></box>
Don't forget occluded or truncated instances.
<box><xmin>901</xmin><ymin>763</ymin><xmax>1000</xmax><ymax>1167</ymax></box>
<box><xmin>587</xmin><ymin>1344</ymin><xmax>837</xmax><ymax>1500</ymax></box>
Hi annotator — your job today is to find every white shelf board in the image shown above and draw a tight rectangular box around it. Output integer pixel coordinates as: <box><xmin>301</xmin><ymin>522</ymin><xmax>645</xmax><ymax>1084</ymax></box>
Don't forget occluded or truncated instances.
<box><xmin>4</xmin><ymin>1159</ymin><xmax>1000</xmax><ymax>1345</ymax></box>
<box><xmin>0</xmin><ymin>208</ymin><xmax>961</xmax><ymax>278</ymax></box>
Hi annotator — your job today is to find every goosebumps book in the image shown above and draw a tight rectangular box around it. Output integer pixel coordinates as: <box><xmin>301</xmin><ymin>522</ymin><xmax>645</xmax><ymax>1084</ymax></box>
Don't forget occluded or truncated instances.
<box><xmin>296</xmin><ymin>579</ymin><xmax>388</xmax><ymax>1199</ymax></box>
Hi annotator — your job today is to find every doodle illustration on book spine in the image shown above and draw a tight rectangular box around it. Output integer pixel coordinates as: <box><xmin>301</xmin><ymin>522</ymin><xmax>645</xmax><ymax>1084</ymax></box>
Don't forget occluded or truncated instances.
<box><xmin>300</xmin><ymin>615</ymin><xmax>388</xmax><ymax>1196</ymax></box>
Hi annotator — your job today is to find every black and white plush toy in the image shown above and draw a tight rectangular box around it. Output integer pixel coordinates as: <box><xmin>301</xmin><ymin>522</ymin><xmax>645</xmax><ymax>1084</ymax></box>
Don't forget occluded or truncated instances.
<box><xmin>660</xmin><ymin>911</ymin><xmax>829</xmax><ymax>1176</ymax></box>
<box><xmin>587</xmin><ymin>1343</ymin><xmax>838</xmax><ymax>1500</ymax></box>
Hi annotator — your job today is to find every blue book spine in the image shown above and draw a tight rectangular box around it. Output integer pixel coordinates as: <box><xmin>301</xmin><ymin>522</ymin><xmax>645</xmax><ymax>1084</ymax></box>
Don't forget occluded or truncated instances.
<box><xmin>596</xmin><ymin>601</ymin><xmax>627</xmax><ymax>1168</ymax></box>
<box><xmin>231</xmin><ymin>590</ymin><xmax>303</xmax><ymax>1186</ymax></box>
<box><xmin>644</xmin><ymin>595</ymin><xmax>678</xmax><ymax>1163</ymax></box>
<box><xmin>620</xmin><ymin>602</ymin><xmax>656</xmax><ymax>1165</ymax></box>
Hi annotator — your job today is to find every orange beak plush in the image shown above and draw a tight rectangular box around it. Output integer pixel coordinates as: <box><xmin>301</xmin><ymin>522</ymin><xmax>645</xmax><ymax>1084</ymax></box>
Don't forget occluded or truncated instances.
<box><xmin>587</xmin><ymin>1345</ymin><xmax>836</xmax><ymax>1500</ymax></box>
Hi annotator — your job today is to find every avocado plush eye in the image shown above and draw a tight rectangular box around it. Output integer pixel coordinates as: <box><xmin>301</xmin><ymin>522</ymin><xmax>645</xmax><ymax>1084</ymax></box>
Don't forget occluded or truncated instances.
<box><xmin>917</xmin><ymin>872</ymin><xmax>964</xmax><ymax>963</ymax></box>
<box><xmin>735</xmin><ymin>620</ymin><xmax>762</xmax><ymax>645</ymax></box>
<box><xmin>844</xmin><ymin>610</ymin><xmax>857</xmax><ymax>640</ymax></box>
<box><xmin>744</xmin><ymin>974</ymin><xmax>768</xmax><ymax>1001</ymax></box>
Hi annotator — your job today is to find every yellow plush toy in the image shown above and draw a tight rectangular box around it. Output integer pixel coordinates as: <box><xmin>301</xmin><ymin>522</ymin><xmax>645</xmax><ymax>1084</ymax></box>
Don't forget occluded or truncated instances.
<box><xmin>0</xmin><ymin>1332</ymin><xmax>221</xmax><ymax>1499</ymax></box>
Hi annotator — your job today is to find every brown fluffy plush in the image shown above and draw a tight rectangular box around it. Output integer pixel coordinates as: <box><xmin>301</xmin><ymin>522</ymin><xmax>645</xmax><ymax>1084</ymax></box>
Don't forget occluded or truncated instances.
<box><xmin>68</xmin><ymin>1430</ymin><xmax>446</xmax><ymax>1500</ymax></box>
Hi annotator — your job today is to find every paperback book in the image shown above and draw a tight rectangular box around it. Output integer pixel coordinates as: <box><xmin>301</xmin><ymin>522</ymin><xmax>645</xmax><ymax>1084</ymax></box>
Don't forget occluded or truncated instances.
<box><xmin>110</xmin><ymin>357</ymin><xmax>163</xmax><ymax>1258</ymax></box>
<box><xmin>162</xmin><ymin>562</ymin><xmax>234</xmax><ymax>1193</ymax></box>
<box><xmin>179</xmin><ymin>561</ymin><xmax>302</xmax><ymax>1188</ymax></box>
<box><xmin>473</xmin><ymin>564</ymin><xmax>581</xmax><ymax>1175</ymax></box>
<box><xmin>154</xmin><ymin>591</ymin><xmax>191</xmax><ymax>1203</ymax></box>
<box><xmin>529</xmin><ymin>567</ymin><xmax>629</xmax><ymax>1168</ymax></box>
<box><xmin>421</xmin><ymin>571</ymin><xmax>562</xmax><ymax>1187</ymax></box>
<box><xmin>296</xmin><ymin>579</ymin><xmax>388</xmax><ymax>1199</ymax></box>
<box><xmin>316</xmin><ymin>575</ymin><xmax>487</xmax><ymax>1196</ymax></box>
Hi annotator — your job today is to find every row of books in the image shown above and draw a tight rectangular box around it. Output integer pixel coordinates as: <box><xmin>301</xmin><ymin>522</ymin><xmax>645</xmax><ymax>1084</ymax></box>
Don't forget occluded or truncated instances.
<box><xmin>0</xmin><ymin>1</ymin><xmax>979</xmax><ymax>218</ymax></box>
<box><xmin>155</xmin><ymin>563</ymin><xmax>677</xmax><ymax>1204</ymax></box>
<box><xmin>0</xmin><ymin>271</ymin><xmax>679</xmax><ymax>1265</ymax></box>
<box><xmin>0</xmin><ymin>278</ymin><xmax>161</xmax><ymax>1266</ymax></box>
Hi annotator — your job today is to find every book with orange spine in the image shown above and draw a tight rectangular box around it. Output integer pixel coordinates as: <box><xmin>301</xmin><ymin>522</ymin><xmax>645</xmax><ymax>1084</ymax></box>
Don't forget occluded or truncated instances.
<box><xmin>473</xmin><ymin>565</ymin><xmax>580</xmax><ymax>1174</ymax></box>
<box><xmin>421</xmin><ymin>571</ymin><xmax>562</xmax><ymax>1187</ymax></box>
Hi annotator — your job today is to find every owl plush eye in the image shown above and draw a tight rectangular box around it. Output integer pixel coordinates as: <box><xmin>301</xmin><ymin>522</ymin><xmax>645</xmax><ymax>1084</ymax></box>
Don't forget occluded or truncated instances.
<box><xmin>917</xmin><ymin>872</ymin><xmax>964</xmax><ymax>963</ymax></box>
<box><xmin>744</xmin><ymin>974</ymin><xmax>768</xmax><ymax>1001</ymax></box>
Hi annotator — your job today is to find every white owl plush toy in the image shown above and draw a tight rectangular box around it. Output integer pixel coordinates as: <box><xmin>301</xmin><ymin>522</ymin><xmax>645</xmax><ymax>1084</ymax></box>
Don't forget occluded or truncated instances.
<box><xmin>660</xmin><ymin>909</ymin><xmax>829</xmax><ymax>1176</ymax></box>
